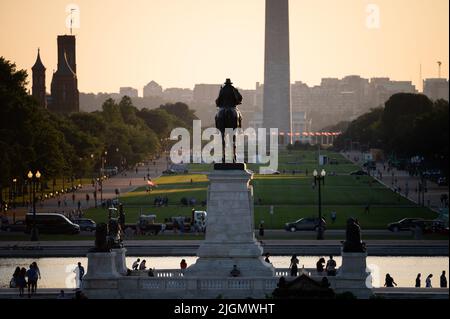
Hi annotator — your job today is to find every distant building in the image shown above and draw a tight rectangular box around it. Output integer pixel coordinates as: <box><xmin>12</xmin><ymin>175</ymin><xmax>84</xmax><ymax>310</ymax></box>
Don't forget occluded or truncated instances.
<box><xmin>48</xmin><ymin>35</ymin><xmax>80</xmax><ymax>114</ymax></box>
<box><xmin>120</xmin><ymin>87</ymin><xmax>139</xmax><ymax>98</ymax></box>
<box><xmin>143</xmin><ymin>81</ymin><xmax>163</xmax><ymax>98</ymax></box>
<box><xmin>290</xmin><ymin>76</ymin><xmax>417</xmax><ymax>130</ymax></box>
<box><xmin>369</xmin><ymin>78</ymin><xmax>417</xmax><ymax>107</ymax></box>
<box><xmin>163</xmin><ymin>88</ymin><xmax>193</xmax><ymax>103</ymax></box>
<box><xmin>31</xmin><ymin>49</ymin><xmax>46</xmax><ymax>108</ymax></box>
<box><xmin>423</xmin><ymin>78</ymin><xmax>449</xmax><ymax>101</ymax></box>
<box><xmin>193</xmin><ymin>84</ymin><xmax>221</xmax><ymax>105</ymax></box>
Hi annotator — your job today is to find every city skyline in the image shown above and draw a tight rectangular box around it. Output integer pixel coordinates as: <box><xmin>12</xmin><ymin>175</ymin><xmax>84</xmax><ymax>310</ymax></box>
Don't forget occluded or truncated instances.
<box><xmin>0</xmin><ymin>0</ymin><xmax>448</xmax><ymax>94</ymax></box>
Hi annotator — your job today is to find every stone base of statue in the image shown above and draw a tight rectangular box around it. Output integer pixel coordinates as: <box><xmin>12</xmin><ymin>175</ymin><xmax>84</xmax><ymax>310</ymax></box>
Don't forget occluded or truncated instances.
<box><xmin>112</xmin><ymin>248</ymin><xmax>128</xmax><ymax>276</ymax></box>
<box><xmin>334</xmin><ymin>249</ymin><xmax>373</xmax><ymax>299</ymax></box>
<box><xmin>82</xmin><ymin>252</ymin><xmax>122</xmax><ymax>299</ymax></box>
<box><xmin>185</xmin><ymin>165</ymin><xmax>275</xmax><ymax>278</ymax></box>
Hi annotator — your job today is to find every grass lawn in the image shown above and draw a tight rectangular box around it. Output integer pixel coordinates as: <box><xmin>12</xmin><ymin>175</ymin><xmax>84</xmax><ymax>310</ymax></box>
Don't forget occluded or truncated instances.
<box><xmin>83</xmin><ymin>150</ymin><xmax>438</xmax><ymax>230</ymax></box>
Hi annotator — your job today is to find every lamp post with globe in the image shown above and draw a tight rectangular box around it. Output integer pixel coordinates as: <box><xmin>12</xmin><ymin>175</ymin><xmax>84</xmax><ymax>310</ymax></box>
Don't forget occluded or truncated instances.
<box><xmin>313</xmin><ymin>169</ymin><xmax>326</xmax><ymax>240</ymax></box>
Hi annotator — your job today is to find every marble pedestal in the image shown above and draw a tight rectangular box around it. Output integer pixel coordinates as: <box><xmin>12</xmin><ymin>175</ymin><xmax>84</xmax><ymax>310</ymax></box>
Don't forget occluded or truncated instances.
<box><xmin>112</xmin><ymin>248</ymin><xmax>128</xmax><ymax>275</ymax></box>
<box><xmin>185</xmin><ymin>168</ymin><xmax>275</xmax><ymax>278</ymax></box>
<box><xmin>82</xmin><ymin>252</ymin><xmax>122</xmax><ymax>298</ymax></box>
<box><xmin>335</xmin><ymin>249</ymin><xmax>373</xmax><ymax>299</ymax></box>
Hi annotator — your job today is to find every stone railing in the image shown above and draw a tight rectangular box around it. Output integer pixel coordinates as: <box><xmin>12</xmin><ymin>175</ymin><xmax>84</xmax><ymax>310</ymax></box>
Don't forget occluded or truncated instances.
<box><xmin>130</xmin><ymin>268</ymin><xmax>329</xmax><ymax>279</ymax></box>
<box><xmin>135</xmin><ymin>277</ymin><xmax>279</xmax><ymax>291</ymax></box>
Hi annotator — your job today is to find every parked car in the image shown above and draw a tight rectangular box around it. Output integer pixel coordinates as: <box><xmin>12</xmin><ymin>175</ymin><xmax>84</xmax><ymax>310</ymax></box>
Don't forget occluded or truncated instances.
<box><xmin>72</xmin><ymin>218</ymin><xmax>97</xmax><ymax>232</ymax></box>
<box><xmin>0</xmin><ymin>220</ymin><xmax>26</xmax><ymax>232</ymax></box>
<box><xmin>285</xmin><ymin>217</ymin><xmax>326</xmax><ymax>232</ymax></box>
<box><xmin>437</xmin><ymin>177</ymin><xmax>448</xmax><ymax>186</ymax></box>
<box><xmin>350</xmin><ymin>170</ymin><xmax>368</xmax><ymax>176</ymax></box>
<box><xmin>387</xmin><ymin>218</ymin><xmax>424</xmax><ymax>232</ymax></box>
<box><xmin>414</xmin><ymin>220</ymin><xmax>448</xmax><ymax>234</ymax></box>
<box><xmin>25</xmin><ymin>213</ymin><xmax>80</xmax><ymax>235</ymax></box>
<box><xmin>162</xmin><ymin>169</ymin><xmax>177</xmax><ymax>175</ymax></box>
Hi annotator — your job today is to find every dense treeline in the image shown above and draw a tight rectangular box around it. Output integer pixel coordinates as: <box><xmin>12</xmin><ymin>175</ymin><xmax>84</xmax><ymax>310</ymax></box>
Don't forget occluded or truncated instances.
<box><xmin>0</xmin><ymin>57</ymin><xmax>197</xmax><ymax>202</ymax></box>
<box><xmin>334</xmin><ymin>93</ymin><xmax>449</xmax><ymax>176</ymax></box>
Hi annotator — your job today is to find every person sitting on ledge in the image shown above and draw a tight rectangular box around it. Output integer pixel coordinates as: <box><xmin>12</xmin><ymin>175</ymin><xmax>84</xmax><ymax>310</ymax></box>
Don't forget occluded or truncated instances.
<box><xmin>132</xmin><ymin>258</ymin><xmax>140</xmax><ymax>271</ymax></box>
<box><xmin>316</xmin><ymin>257</ymin><xmax>326</xmax><ymax>274</ymax></box>
<box><xmin>148</xmin><ymin>268</ymin><xmax>155</xmax><ymax>277</ymax></box>
<box><xmin>139</xmin><ymin>260</ymin><xmax>147</xmax><ymax>271</ymax></box>
<box><xmin>230</xmin><ymin>265</ymin><xmax>241</xmax><ymax>277</ymax></box>
<box><xmin>264</xmin><ymin>253</ymin><xmax>271</xmax><ymax>264</ymax></box>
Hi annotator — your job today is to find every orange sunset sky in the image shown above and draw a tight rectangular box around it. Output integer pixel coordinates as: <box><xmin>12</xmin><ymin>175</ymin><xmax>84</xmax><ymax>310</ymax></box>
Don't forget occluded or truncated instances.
<box><xmin>0</xmin><ymin>0</ymin><xmax>448</xmax><ymax>94</ymax></box>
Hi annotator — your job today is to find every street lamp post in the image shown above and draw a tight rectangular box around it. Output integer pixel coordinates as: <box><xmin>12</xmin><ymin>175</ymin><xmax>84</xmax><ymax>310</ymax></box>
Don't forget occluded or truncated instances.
<box><xmin>27</xmin><ymin>170</ymin><xmax>41</xmax><ymax>241</ymax></box>
<box><xmin>313</xmin><ymin>169</ymin><xmax>326</xmax><ymax>240</ymax></box>
<box><xmin>12</xmin><ymin>178</ymin><xmax>17</xmax><ymax>209</ymax></box>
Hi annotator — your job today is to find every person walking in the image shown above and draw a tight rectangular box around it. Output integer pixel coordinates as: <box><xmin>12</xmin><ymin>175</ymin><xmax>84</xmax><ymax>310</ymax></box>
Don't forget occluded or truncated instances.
<box><xmin>10</xmin><ymin>267</ymin><xmax>20</xmax><ymax>288</ymax></box>
<box><xmin>415</xmin><ymin>273</ymin><xmax>421</xmax><ymax>288</ymax></box>
<box><xmin>180</xmin><ymin>259</ymin><xmax>187</xmax><ymax>275</ymax></box>
<box><xmin>74</xmin><ymin>262</ymin><xmax>85</xmax><ymax>288</ymax></box>
<box><xmin>259</xmin><ymin>222</ymin><xmax>265</xmax><ymax>238</ymax></box>
<box><xmin>330</xmin><ymin>211</ymin><xmax>337</xmax><ymax>224</ymax></box>
<box><xmin>289</xmin><ymin>255</ymin><xmax>299</xmax><ymax>277</ymax></box>
<box><xmin>384</xmin><ymin>274</ymin><xmax>397</xmax><ymax>287</ymax></box>
<box><xmin>326</xmin><ymin>256</ymin><xmax>337</xmax><ymax>276</ymax></box>
<box><xmin>26</xmin><ymin>264</ymin><xmax>38</xmax><ymax>297</ymax></box>
<box><xmin>425</xmin><ymin>274</ymin><xmax>433</xmax><ymax>288</ymax></box>
<box><xmin>440</xmin><ymin>271</ymin><xmax>447</xmax><ymax>288</ymax></box>
<box><xmin>17</xmin><ymin>268</ymin><xmax>27</xmax><ymax>297</ymax></box>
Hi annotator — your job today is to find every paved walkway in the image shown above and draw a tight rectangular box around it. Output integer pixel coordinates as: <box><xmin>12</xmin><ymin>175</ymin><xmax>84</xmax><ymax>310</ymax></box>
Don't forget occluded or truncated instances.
<box><xmin>0</xmin><ymin>239</ymin><xmax>447</xmax><ymax>257</ymax></box>
<box><xmin>3</xmin><ymin>157</ymin><xmax>168</xmax><ymax>220</ymax></box>
<box><xmin>342</xmin><ymin>151</ymin><xmax>449</xmax><ymax>213</ymax></box>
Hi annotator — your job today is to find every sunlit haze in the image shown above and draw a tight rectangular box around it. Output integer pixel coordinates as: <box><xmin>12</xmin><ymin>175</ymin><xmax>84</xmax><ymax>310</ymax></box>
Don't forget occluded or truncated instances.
<box><xmin>0</xmin><ymin>0</ymin><xmax>448</xmax><ymax>93</ymax></box>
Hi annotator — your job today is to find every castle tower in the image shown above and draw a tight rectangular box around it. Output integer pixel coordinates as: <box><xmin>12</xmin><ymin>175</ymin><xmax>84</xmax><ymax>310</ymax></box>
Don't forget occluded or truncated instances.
<box><xmin>49</xmin><ymin>35</ymin><xmax>79</xmax><ymax>114</ymax></box>
<box><xmin>263</xmin><ymin>0</ymin><xmax>292</xmax><ymax>145</ymax></box>
<box><xmin>32</xmin><ymin>49</ymin><xmax>47</xmax><ymax>108</ymax></box>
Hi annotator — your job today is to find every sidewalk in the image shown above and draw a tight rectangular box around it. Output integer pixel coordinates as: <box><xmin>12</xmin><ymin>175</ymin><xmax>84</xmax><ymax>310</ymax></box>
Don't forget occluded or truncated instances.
<box><xmin>3</xmin><ymin>157</ymin><xmax>168</xmax><ymax>220</ymax></box>
<box><xmin>342</xmin><ymin>151</ymin><xmax>448</xmax><ymax>214</ymax></box>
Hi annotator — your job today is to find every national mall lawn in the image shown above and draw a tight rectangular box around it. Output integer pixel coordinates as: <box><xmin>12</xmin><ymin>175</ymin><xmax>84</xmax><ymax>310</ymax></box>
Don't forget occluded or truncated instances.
<box><xmin>85</xmin><ymin>150</ymin><xmax>437</xmax><ymax>230</ymax></box>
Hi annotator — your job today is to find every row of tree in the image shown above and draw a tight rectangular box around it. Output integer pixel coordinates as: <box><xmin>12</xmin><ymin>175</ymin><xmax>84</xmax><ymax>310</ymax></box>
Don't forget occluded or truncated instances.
<box><xmin>333</xmin><ymin>93</ymin><xmax>449</xmax><ymax>176</ymax></box>
<box><xmin>0</xmin><ymin>57</ymin><xmax>197</xmax><ymax>203</ymax></box>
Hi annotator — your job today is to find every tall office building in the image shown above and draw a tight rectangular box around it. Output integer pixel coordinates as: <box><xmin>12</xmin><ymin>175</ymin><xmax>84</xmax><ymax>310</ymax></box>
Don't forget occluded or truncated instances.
<box><xmin>263</xmin><ymin>0</ymin><xmax>292</xmax><ymax>145</ymax></box>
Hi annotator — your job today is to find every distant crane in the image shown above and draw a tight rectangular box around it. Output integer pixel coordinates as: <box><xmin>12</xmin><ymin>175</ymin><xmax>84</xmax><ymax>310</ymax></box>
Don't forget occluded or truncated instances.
<box><xmin>437</xmin><ymin>61</ymin><xmax>442</xmax><ymax>79</ymax></box>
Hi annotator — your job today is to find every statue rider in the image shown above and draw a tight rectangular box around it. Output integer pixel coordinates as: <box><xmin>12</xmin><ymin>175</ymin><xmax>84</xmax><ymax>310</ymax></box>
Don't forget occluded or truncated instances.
<box><xmin>215</xmin><ymin>79</ymin><xmax>243</xmax><ymax>163</ymax></box>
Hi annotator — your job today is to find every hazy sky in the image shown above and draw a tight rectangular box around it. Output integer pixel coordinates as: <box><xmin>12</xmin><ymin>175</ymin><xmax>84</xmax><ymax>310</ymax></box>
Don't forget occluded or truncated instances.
<box><xmin>0</xmin><ymin>0</ymin><xmax>448</xmax><ymax>94</ymax></box>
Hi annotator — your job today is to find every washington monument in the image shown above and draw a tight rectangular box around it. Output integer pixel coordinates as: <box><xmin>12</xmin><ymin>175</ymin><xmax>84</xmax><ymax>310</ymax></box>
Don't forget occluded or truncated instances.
<box><xmin>263</xmin><ymin>0</ymin><xmax>292</xmax><ymax>145</ymax></box>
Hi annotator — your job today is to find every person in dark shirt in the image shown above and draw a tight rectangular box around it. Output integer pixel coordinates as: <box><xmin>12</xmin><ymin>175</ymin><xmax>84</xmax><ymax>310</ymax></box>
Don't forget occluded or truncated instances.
<box><xmin>415</xmin><ymin>273</ymin><xmax>421</xmax><ymax>288</ymax></box>
<box><xmin>384</xmin><ymin>274</ymin><xmax>397</xmax><ymax>288</ymax></box>
<box><xmin>440</xmin><ymin>271</ymin><xmax>447</xmax><ymax>288</ymax></box>
<box><xmin>316</xmin><ymin>258</ymin><xmax>326</xmax><ymax>273</ymax></box>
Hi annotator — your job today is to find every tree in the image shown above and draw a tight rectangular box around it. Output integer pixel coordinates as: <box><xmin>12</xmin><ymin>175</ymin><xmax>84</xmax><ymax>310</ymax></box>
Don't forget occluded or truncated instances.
<box><xmin>160</xmin><ymin>102</ymin><xmax>198</xmax><ymax>128</ymax></box>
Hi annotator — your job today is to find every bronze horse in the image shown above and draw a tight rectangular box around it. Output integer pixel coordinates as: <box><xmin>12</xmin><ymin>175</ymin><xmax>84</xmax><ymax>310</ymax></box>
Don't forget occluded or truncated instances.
<box><xmin>215</xmin><ymin>79</ymin><xmax>243</xmax><ymax>163</ymax></box>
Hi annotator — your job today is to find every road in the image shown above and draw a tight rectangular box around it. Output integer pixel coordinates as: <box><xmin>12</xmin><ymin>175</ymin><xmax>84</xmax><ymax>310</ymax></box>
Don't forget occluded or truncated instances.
<box><xmin>342</xmin><ymin>151</ymin><xmax>449</xmax><ymax>213</ymax></box>
<box><xmin>3</xmin><ymin>157</ymin><xmax>168</xmax><ymax>220</ymax></box>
